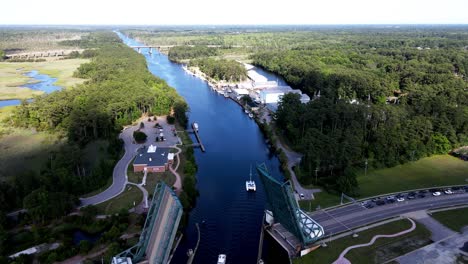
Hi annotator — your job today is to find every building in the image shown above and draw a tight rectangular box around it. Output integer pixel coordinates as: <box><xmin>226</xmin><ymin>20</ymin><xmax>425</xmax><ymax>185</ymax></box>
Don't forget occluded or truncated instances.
<box><xmin>133</xmin><ymin>145</ymin><xmax>171</xmax><ymax>173</ymax></box>
<box><xmin>259</xmin><ymin>86</ymin><xmax>293</xmax><ymax>104</ymax></box>
<box><xmin>259</xmin><ymin>86</ymin><xmax>311</xmax><ymax>107</ymax></box>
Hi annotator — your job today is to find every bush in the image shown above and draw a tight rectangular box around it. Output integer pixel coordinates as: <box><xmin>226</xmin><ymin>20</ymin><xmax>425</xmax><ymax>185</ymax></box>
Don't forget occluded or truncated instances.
<box><xmin>133</xmin><ymin>131</ymin><xmax>147</xmax><ymax>143</ymax></box>
<box><xmin>167</xmin><ymin>116</ymin><xmax>176</xmax><ymax>124</ymax></box>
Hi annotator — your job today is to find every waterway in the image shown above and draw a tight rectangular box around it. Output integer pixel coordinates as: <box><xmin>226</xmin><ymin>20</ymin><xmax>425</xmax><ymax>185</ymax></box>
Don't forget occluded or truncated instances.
<box><xmin>117</xmin><ymin>32</ymin><xmax>289</xmax><ymax>264</ymax></box>
<box><xmin>0</xmin><ymin>70</ymin><xmax>61</xmax><ymax>108</ymax></box>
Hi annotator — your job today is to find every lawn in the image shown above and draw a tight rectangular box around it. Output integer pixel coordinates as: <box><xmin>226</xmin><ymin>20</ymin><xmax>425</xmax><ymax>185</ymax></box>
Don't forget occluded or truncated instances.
<box><xmin>299</xmin><ymin>191</ymin><xmax>341</xmax><ymax>212</ymax></box>
<box><xmin>0</xmin><ymin>59</ymin><xmax>88</xmax><ymax>100</ymax></box>
<box><xmin>95</xmin><ymin>185</ymin><xmax>143</xmax><ymax>215</ymax></box>
<box><xmin>357</xmin><ymin>155</ymin><xmax>468</xmax><ymax>198</ymax></box>
<box><xmin>144</xmin><ymin>171</ymin><xmax>176</xmax><ymax>194</ymax></box>
<box><xmin>431</xmin><ymin>207</ymin><xmax>468</xmax><ymax>232</ymax></box>
<box><xmin>293</xmin><ymin>219</ymin><xmax>432</xmax><ymax>264</ymax></box>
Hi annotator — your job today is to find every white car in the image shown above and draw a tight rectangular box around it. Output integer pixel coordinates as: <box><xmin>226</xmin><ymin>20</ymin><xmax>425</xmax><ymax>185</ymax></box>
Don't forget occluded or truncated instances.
<box><xmin>433</xmin><ymin>191</ymin><xmax>441</xmax><ymax>196</ymax></box>
<box><xmin>444</xmin><ymin>189</ymin><xmax>453</xmax><ymax>194</ymax></box>
<box><xmin>300</xmin><ymin>193</ymin><xmax>305</xmax><ymax>199</ymax></box>
<box><xmin>397</xmin><ymin>197</ymin><xmax>405</xmax><ymax>202</ymax></box>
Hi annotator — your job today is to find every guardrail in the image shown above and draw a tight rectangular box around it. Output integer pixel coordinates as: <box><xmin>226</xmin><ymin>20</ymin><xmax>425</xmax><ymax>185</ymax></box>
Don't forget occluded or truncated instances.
<box><xmin>321</xmin><ymin>184</ymin><xmax>468</xmax><ymax>212</ymax></box>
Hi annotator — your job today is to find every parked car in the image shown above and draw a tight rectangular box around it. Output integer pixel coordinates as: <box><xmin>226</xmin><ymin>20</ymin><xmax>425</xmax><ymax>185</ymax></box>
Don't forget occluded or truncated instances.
<box><xmin>397</xmin><ymin>197</ymin><xmax>405</xmax><ymax>202</ymax></box>
<box><xmin>417</xmin><ymin>193</ymin><xmax>426</xmax><ymax>198</ymax></box>
<box><xmin>433</xmin><ymin>191</ymin><xmax>441</xmax><ymax>196</ymax></box>
<box><xmin>444</xmin><ymin>189</ymin><xmax>453</xmax><ymax>195</ymax></box>
<box><xmin>300</xmin><ymin>193</ymin><xmax>305</xmax><ymax>199</ymax></box>
<box><xmin>365</xmin><ymin>203</ymin><xmax>374</xmax><ymax>209</ymax></box>
<box><xmin>407</xmin><ymin>193</ymin><xmax>416</xmax><ymax>199</ymax></box>
<box><xmin>376</xmin><ymin>200</ymin><xmax>386</xmax><ymax>206</ymax></box>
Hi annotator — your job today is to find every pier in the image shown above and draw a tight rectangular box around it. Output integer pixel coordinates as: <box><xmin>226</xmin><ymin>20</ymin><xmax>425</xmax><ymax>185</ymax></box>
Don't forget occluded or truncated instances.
<box><xmin>191</xmin><ymin>122</ymin><xmax>206</xmax><ymax>152</ymax></box>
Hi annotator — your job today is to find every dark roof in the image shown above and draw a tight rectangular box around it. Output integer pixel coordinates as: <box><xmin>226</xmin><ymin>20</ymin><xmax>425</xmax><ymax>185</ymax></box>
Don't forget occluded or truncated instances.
<box><xmin>133</xmin><ymin>146</ymin><xmax>170</xmax><ymax>167</ymax></box>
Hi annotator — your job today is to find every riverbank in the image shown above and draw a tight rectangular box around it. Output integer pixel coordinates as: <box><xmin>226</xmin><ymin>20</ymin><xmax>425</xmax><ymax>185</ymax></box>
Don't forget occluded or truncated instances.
<box><xmin>0</xmin><ymin>59</ymin><xmax>88</xmax><ymax>101</ymax></box>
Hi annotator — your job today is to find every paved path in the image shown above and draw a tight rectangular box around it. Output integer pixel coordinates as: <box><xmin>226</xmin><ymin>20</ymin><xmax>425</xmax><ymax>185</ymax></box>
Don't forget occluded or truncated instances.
<box><xmin>79</xmin><ymin>125</ymin><xmax>139</xmax><ymax>207</ymax></box>
<box><xmin>169</xmin><ymin>145</ymin><xmax>183</xmax><ymax>192</ymax></box>
<box><xmin>79</xmin><ymin>116</ymin><xmax>179</xmax><ymax>207</ymax></box>
<box><xmin>332</xmin><ymin>218</ymin><xmax>416</xmax><ymax>264</ymax></box>
<box><xmin>275</xmin><ymin>136</ymin><xmax>321</xmax><ymax>199</ymax></box>
<box><xmin>403</xmin><ymin>210</ymin><xmax>456</xmax><ymax>241</ymax></box>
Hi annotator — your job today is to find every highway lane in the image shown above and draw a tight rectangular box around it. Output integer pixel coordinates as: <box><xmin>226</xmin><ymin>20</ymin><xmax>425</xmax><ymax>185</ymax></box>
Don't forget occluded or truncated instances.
<box><xmin>309</xmin><ymin>192</ymin><xmax>468</xmax><ymax>236</ymax></box>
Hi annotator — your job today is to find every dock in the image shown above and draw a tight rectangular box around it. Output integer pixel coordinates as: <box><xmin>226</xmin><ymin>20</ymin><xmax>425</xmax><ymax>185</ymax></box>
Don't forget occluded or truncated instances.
<box><xmin>191</xmin><ymin>122</ymin><xmax>206</xmax><ymax>152</ymax></box>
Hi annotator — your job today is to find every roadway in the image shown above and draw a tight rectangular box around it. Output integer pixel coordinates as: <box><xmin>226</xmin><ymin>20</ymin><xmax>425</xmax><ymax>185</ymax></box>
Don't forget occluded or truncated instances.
<box><xmin>309</xmin><ymin>191</ymin><xmax>468</xmax><ymax>237</ymax></box>
<box><xmin>79</xmin><ymin>125</ymin><xmax>138</xmax><ymax>206</ymax></box>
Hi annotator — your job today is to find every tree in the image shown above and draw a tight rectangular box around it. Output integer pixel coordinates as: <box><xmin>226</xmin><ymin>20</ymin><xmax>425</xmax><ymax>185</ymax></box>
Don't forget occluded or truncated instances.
<box><xmin>133</xmin><ymin>131</ymin><xmax>147</xmax><ymax>143</ymax></box>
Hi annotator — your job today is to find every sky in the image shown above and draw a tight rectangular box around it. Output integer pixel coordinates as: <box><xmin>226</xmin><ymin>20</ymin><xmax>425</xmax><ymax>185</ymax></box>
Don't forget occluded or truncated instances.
<box><xmin>2</xmin><ymin>0</ymin><xmax>468</xmax><ymax>25</ymax></box>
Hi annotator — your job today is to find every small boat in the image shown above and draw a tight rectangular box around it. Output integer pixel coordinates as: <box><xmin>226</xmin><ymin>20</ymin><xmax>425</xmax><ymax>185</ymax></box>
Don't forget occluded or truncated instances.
<box><xmin>248</xmin><ymin>113</ymin><xmax>253</xmax><ymax>118</ymax></box>
<box><xmin>244</xmin><ymin>109</ymin><xmax>249</xmax><ymax>114</ymax></box>
<box><xmin>246</xmin><ymin>165</ymin><xmax>256</xmax><ymax>192</ymax></box>
<box><xmin>217</xmin><ymin>254</ymin><xmax>226</xmax><ymax>264</ymax></box>
<box><xmin>224</xmin><ymin>92</ymin><xmax>229</xmax><ymax>98</ymax></box>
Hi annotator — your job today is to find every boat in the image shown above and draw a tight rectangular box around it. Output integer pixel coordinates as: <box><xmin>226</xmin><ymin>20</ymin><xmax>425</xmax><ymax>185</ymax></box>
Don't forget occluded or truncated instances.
<box><xmin>248</xmin><ymin>113</ymin><xmax>253</xmax><ymax>118</ymax></box>
<box><xmin>244</xmin><ymin>109</ymin><xmax>249</xmax><ymax>114</ymax></box>
<box><xmin>246</xmin><ymin>165</ymin><xmax>256</xmax><ymax>192</ymax></box>
<box><xmin>217</xmin><ymin>254</ymin><xmax>226</xmax><ymax>264</ymax></box>
<box><xmin>223</xmin><ymin>92</ymin><xmax>229</xmax><ymax>98</ymax></box>
<box><xmin>192</xmin><ymin>122</ymin><xmax>199</xmax><ymax>132</ymax></box>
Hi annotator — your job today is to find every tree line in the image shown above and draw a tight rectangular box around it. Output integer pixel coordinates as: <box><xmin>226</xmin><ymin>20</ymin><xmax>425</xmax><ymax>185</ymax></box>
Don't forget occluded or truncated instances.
<box><xmin>168</xmin><ymin>45</ymin><xmax>219</xmax><ymax>62</ymax></box>
<box><xmin>189</xmin><ymin>57</ymin><xmax>247</xmax><ymax>82</ymax></box>
<box><xmin>0</xmin><ymin>32</ymin><xmax>189</xmax><ymax>225</ymax></box>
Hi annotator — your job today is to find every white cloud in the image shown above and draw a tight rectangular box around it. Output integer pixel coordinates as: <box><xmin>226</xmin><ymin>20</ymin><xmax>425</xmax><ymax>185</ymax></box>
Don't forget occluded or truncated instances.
<box><xmin>1</xmin><ymin>0</ymin><xmax>467</xmax><ymax>25</ymax></box>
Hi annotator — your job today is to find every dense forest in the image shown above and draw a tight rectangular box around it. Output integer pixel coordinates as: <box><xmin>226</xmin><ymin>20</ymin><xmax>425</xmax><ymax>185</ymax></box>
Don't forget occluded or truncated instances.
<box><xmin>189</xmin><ymin>57</ymin><xmax>247</xmax><ymax>82</ymax></box>
<box><xmin>168</xmin><ymin>45</ymin><xmax>219</xmax><ymax>62</ymax></box>
<box><xmin>251</xmin><ymin>30</ymin><xmax>468</xmax><ymax>195</ymax></box>
<box><xmin>0</xmin><ymin>32</ymin><xmax>188</xmax><ymax>232</ymax></box>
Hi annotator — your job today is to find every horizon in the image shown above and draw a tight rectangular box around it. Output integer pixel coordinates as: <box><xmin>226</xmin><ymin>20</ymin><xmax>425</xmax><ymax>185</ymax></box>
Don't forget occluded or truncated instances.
<box><xmin>2</xmin><ymin>0</ymin><xmax>468</xmax><ymax>25</ymax></box>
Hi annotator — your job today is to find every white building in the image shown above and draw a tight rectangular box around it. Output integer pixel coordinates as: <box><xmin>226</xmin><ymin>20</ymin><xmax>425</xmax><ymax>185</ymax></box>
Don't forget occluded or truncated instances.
<box><xmin>259</xmin><ymin>86</ymin><xmax>293</xmax><ymax>104</ymax></box>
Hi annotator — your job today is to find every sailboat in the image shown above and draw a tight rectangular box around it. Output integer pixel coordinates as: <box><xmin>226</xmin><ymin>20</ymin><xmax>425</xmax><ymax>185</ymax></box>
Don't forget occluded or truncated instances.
<box><xmin>246</xmin><ymin>165</ymin><xmax>256</xmax><ymax>192</ymax></box>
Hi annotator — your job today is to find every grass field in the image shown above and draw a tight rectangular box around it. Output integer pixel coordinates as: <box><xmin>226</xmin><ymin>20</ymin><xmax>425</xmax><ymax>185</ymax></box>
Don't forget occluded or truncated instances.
<box><xmin>95</xmin><ymin>185</ymin><xmax>143</xmax><ymax>215</ymax></box>
<box><xmin>0</xmin><ymin>106</ymin><xmax>64</xmax><ymax>178</ymax></box>
<box><xmin>144</xmin><ymin>171</ymin><xmax>176</xmax><ymax>194</ymax></box>
<box><xmin>293</xmin><ymin>219</ymin><xmax>432</xmax><ymax>264</ymax></box>
<box><xmin>357</xmin><ymin>155</ymin><xmax>468</xmax><ymax>198</ymax></box>
<box><xmin>0</xmin><ymin>59</ymin><xmax>88</xmax><ymax>100</ymax></box>
<box><xmin>299</xmin><ymin>191</ymin><xmax>342</xmax><ymax>211</ymax></box>
<box><xmin>431</xmin><ymin>207</ymin><xmax>468</xmax><ymax>232</ymax></box>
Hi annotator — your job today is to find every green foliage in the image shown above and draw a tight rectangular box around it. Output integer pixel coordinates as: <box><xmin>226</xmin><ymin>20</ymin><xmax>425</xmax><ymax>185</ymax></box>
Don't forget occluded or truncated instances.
<box><xmin>0</xmin><ymin>50</ymin><xmax>5</xmax><ymax>61</ymax></box>
<box><xmin>250</xmin><ymin>28</ymin><xmax>468</xmax><ymax>193</ymax></box>
<box><xmin>189</xmin><ymin>58</ymin><xmax>247</xmax><ymax>82</ymax></box>
<box><xmin>23</xmin><ymin>188</ymin><xmax>76</xmax><ymax>223</ymax></box>
<box><xmin>133</xmin><ymin>131</ymin><xmax>147</xmax><ymax>143</ymax></box>
<box><xmin>168</xmin><ymin>45</ymin><xmax>219</xmax><ymax>62</ymax></box>
<box><xmin>14</xmin><ymin>32</ymin><xmax>183</xmax><ymax>145</ymax></box>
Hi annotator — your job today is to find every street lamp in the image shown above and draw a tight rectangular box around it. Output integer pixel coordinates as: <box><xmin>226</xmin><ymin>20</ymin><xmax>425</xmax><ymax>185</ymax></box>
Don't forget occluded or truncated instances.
<box><xmin>364</xmin><ymin>159</ymin><xmax>368</xmax><ymax>177</ymax></box>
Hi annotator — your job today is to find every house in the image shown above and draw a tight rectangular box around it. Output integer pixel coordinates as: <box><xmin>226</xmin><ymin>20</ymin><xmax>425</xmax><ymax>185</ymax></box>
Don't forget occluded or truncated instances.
<box><xmin>133</xmin><ymin>145</ymin><xmax>171</xmax><ymax>172</ymax></box>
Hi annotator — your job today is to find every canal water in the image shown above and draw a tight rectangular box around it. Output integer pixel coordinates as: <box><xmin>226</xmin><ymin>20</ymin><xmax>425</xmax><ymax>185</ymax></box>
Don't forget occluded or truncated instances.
<box><xmin>0</xmin><ymin>70</ymin><xmax>61</xmax><ymax>108</ymax></box>
<box><xmin>118</xmin><ymin>32</ymin><xmax>289</xmax><ymax>264</ymax></box>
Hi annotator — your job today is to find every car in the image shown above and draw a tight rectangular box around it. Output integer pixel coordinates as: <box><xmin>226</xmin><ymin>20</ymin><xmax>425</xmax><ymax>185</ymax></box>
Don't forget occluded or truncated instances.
<box><xmin>407</xmin><ymin>194</ymin><xmax>416</xmax><ymax>199</ymax></box>
<box><xmin>387</xmin><ymin>198</ymin><xmax>396</xmax><ymax>203</ymax></box>
<box><xmin>397</xmin><ymin>197</ymin><xmax>405</xmax><ymax>202</ymax></box>
<box><xmin>371</xmin><ymin>197</ymin><xmax>380</xmax><ymax>202</ymax></box>
<box><xmin>386</xmin><ymin>196</ymin><xmax>395</xmax><ymax>200</ymax></box>
<box><xmin>418</xmin><ymin>190</ymin><xmax>428</xmax><ymax>194</ymax></box>
<box><xmin>376</xmin><ymin>200</ymin><xmax>386</xmax><ymax>206</ymax></box>
<box><xmin>444</xmin><ymin>189</ymin><xmax>453</xmax><ymax>195</ymax></box>
<box><xmin>300</xmin><ymin>193</ymin><xmax>305</xmax><ymax>199</ymax></box>
<box><xmin>452</xmin><ymin>187</ymin><xmax>460</xmax><ymax>191</ymax></box>
<box><xmin>433</xmin><ymin>191</ymin><xmax>441</xmax><ymax>196</ymax></box>
<box><xmin>417</xmin><ymin>193</ymin><xmax>426</xmax><ymax>198</ymax></box>
<box><xmin>365</xmin><ymin>203</ymin><xmax>374</xmax><ymax>209</ymax></box>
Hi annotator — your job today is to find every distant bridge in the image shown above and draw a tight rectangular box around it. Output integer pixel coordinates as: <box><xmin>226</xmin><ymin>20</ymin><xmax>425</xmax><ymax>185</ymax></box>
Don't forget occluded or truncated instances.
<box><xmin>5</xmin><ymin>49</ymin><xmax>84</xmax><ymax>59</ymax></box>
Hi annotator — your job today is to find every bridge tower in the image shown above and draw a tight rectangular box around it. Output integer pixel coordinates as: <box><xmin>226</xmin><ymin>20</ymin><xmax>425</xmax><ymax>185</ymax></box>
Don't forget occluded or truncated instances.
<box><xmin>112</xmin><ymin>182</ymin><xmax>183</xmax><ymax>264</ymax></box>
<box><xmin>256</xmin><ymin>163</ymin><xmax>324</xmax><ymax>255</ymax></box>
